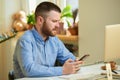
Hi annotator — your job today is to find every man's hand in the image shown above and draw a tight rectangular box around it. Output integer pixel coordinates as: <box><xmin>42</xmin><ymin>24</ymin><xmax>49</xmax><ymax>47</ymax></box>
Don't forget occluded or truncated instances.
<box><xmin>62</xmin><ymin>59</ymin><xmax>83</xmax><ymax>75</ymax></box>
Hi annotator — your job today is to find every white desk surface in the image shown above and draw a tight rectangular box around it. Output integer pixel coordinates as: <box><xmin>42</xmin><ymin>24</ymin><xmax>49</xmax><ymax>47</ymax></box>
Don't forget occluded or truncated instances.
<box><xmin>16</xmin><ymin>63</ymin><xmax>120</xmax><ymax>80</ymax></box>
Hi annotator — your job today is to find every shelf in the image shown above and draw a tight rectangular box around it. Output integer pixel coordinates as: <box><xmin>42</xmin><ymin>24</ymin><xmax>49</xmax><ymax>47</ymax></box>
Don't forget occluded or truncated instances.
<box><xmin>57</xmin><ymin>35</ymin><xmax>78</xmax><ymax>42</ymax></box>
<box><xmin>0</xmin><ymin>34</ymin><xmax>16</xmax><ymax>44</ymax></box>
<box><xmin>0</xmin><ymin>32</ymin><xmax>78</xmax><ymax>44</ymax></box>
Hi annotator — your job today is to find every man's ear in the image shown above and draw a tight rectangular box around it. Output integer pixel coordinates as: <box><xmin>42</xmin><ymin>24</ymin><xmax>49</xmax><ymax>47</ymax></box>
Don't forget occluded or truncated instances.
<box><xmin>37</xmin><ymin>16</ymin><xmax>44</xmax><ymax>24</ymax></box>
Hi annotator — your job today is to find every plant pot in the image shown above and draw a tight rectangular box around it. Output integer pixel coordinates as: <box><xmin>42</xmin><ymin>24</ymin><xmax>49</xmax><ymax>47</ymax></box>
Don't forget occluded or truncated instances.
<box><xmin>57</xmin><ymin>22</ymin><xmax>66</xmax><ymax>34</ymax></box>
<box><xmin>68</xmin><ymin>26</ymin><xmax>78</xmax><ymax>35</ymax></box>
<box><xmin>27</xmin><ymin>24</ymin><xmax>34</xmax><ymax>30</ymax></box>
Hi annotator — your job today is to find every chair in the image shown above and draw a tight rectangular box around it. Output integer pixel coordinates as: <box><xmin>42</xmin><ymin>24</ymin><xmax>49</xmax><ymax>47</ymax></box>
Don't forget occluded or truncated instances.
<box><xmin>8</xmin><ymin>70</ymin><xmax>14</xmax><ymax>80</ymax></box>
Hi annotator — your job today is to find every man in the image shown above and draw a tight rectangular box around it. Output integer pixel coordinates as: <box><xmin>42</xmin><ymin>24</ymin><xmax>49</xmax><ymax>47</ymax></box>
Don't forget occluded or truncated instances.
<box><xmin>13</xmin><ymin>1</ymin><xmax>82</xmax><ymax>79</ymax></box>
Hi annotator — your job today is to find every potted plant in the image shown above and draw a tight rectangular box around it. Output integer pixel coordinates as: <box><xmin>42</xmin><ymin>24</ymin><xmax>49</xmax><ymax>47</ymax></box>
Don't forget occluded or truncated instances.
<box><xmin>58</xmin><ymin>5</ymin><xmax>73</xmax><ymax>34</ymax></box>
<box><xmin>60</xmin><ymin>5</ymin><xmax>73</xmax><ymax>27</ymax></box>
<box><xmin>60</xmin><ymin>5</ymin><xmax>78</xmax><ymax>35</ymax></box>
<box><xmin>27</xmin><ymin>12</ymin><xmax>35</xmax><ymax>29</ymax></box>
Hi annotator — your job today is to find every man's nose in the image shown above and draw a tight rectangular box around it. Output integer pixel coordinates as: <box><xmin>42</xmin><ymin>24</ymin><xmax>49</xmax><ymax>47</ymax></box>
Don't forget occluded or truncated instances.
<box><xmin>56</xmin><ymin>22</ymin><xmax>60</xmax><ymax>28</ymax></box>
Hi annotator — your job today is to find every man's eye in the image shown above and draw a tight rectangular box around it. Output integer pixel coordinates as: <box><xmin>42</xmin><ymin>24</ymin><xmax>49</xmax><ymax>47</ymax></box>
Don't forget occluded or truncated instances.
<box><xmin>52</xmin><ymin>20</ymin><xmax>57</xmax><ymax>22</ymax></box>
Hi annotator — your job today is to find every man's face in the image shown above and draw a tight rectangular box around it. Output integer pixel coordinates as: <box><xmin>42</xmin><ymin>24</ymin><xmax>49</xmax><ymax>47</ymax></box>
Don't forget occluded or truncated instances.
<box><xmin>41</xmin><ymin>10</ymin><xmax>61</xmax><ymax>36</ymax></box>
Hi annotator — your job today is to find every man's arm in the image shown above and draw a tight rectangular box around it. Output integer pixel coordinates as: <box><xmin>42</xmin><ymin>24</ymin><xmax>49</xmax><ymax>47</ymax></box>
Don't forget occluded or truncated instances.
<box><xmin>55</xmin><ymin>37</ymin><xmax>76</xmax><ymax>64</ymax></box>
<box><xmin>54</xmin><ymin>37</ymin><xmax>83</xmax><ymax>74</ymax></box>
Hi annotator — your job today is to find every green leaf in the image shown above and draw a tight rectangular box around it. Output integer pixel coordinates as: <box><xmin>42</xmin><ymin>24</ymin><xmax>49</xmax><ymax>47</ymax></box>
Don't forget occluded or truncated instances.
<box><xmin>61</xmin><ymin>5</ymin><xmax>73</xmax><ymax>19</ymax></box>
<box><xmin>61</xmin><ymin>12</ymin><xmax>73</xmax><ymax>18</ymax></box>
<box><xmin>61</xmin><ymin>5</ymin><xmax>73</xmax><ymax>26</ymax></box>
<box><xmin>27</xmin><ymin>13</ymin><xmax>35</xmax><ymax>25</ymax></box>
<box><xmin>66</xmin><ymin>19</ymin><xmax>71</xmax><ymax>27</ymax></box>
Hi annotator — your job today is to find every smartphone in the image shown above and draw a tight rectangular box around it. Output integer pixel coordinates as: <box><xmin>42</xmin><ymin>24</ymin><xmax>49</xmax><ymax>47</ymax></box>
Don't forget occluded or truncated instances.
<box><xmin>79</xmin><ymin>54</ymin><xmax>90</xmax><ymax>61</ymax></box>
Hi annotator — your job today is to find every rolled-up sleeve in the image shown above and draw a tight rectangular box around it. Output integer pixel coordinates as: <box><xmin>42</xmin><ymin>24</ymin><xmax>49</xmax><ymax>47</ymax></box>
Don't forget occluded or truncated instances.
<box><xmin>55</xmin><ymin>37</ymin><xmax>76</xmax><ymax>64</ymax></box>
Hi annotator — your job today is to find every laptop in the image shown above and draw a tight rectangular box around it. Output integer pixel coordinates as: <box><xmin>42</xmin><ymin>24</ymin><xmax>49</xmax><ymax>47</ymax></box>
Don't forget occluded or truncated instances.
<box><xmin>104</xmin><ymin>24</ymin><xmax>120</xmax><ymax>64</ymax></box>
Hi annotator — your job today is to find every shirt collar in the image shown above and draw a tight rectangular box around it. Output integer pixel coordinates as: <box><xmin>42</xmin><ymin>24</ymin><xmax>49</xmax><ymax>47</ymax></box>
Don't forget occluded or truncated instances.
<box><xmin>31</xmin><ymin>27</ymin><xmax>45</xmax><ymax>42</ymax></box>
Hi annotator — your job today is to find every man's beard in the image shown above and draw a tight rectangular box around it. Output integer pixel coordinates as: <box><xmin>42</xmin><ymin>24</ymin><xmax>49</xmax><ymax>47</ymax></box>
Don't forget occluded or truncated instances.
<box><xmin>42</xmin><ymin>22</ymin><xmax>57</xmax><ymax>37</ymax></box>
<box><xmin>47</xmin><ymin>29</ymin><xmax>57</xmax><ymax>37</ymax></box>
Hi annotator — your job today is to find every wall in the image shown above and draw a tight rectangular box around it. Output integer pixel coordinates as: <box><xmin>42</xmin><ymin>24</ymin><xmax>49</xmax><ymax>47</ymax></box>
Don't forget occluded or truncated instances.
<box><xmin>0</xmin><ymin>1</ymin><xmax>3</xmax><ymax>79</ymax></box>
<box><xmin>79</xmin><ymin>0</ymin><xmax>120</xmax><ymax>65</ymax></box>
<box><xmin>0</xmin><ymin>0</ymin><xmax>21</xmax><ymax>80</ymax></box>
<box><xmin>36</xmin><ymin>0</ymin><xmax>66</xmax><ymax>10</ymax></box>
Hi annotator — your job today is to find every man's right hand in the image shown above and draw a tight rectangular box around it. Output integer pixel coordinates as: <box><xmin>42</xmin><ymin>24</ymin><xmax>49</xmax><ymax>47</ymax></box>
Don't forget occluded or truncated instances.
<box><xmin>62</xmin><ymin>59</ymin><xmax>83</xmax><ymax>75</ymax></box>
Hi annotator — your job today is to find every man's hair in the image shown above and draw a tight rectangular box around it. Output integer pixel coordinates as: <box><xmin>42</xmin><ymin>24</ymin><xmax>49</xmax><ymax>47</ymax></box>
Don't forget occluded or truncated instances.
<box><xmin>35</xmin><ymin>1</ymin><xmax>61</xmax><ymax>21</ymax></box>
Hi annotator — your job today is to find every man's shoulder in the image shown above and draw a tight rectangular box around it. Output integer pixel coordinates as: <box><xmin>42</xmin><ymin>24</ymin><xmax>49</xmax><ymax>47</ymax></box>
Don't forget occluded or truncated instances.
<box><xmin>49</xmin><ymin>36</ymin><xmax>62</xmax><ymax>44</ymax></box>
<box><xmin>19</xmin><ymin>30</ymin><xmax>34</xmax><ymax>41</ymax></box>
<box><xmin>50</xmin><ymin>36</ymin><xmax>59</xmax><ymax>41</ymax></box>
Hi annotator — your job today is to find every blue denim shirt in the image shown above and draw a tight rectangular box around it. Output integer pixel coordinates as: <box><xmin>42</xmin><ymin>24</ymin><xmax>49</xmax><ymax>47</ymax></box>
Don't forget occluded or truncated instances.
<box><xmin>13</xmin><ymin>28</ymin><xmax>76</xmax><ymax>78</ymax></box>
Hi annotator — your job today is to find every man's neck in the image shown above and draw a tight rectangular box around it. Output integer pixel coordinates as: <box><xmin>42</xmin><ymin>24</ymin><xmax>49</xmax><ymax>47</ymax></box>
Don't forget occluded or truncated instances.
<box><xmin>34</xmin><ymin>26</ymin><xmax>48</xmax><ymax>41</ymax></box>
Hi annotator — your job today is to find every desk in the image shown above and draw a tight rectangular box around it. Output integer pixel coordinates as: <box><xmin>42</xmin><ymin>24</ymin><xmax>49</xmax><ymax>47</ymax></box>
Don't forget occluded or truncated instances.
<box><xmin>16</xmin><ymin>63</ymin><xmax>120</xmax><ymax>80</ymax></box>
